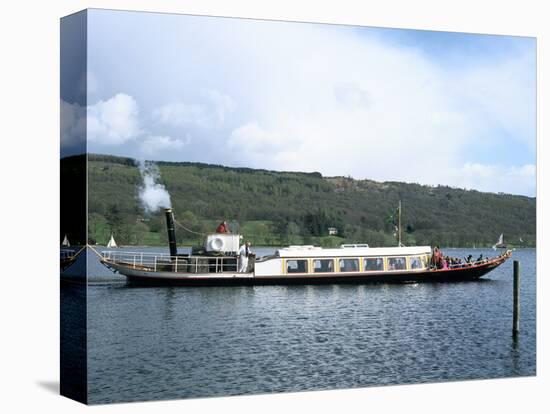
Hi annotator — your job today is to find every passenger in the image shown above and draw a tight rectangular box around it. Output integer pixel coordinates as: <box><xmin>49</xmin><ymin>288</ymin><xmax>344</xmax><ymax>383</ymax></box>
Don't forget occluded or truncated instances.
<box><xmin>238</xmin><ymin>242</ymin><xmax>252</xmax><ymax>273</ymax></box>
<box><xmin>477</xmin><ymin>254</ymin><xmax>483</xmax><ymax>263</ymax></box>
<box><xmin>445</xmin><ymin>256</ymin><xmax>451</xmax><ymax>269</ymax></box>
<box><xmin>215</xmin><ymin>220</ymin><xmax>230</xmax><ymax>233</ymax></box>
<box><xmin>437</xmin><ymin>249</ymin><xmax>444</xmax><ymax>269</ymax></box>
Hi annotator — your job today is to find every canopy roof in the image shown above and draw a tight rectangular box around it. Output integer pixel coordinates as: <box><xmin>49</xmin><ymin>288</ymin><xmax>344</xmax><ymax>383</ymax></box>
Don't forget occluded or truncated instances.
<box><xmin>276</xmin><ymin>245</ymin><xmax>432</xmax><ymax>258</ymax></box>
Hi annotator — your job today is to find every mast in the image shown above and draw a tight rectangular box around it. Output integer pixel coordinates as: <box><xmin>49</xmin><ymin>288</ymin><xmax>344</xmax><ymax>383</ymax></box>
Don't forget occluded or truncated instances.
<box><xmin>398</xmin><ymin>200</ymin><xmax>402</xmax><ymax>247</ymax></box>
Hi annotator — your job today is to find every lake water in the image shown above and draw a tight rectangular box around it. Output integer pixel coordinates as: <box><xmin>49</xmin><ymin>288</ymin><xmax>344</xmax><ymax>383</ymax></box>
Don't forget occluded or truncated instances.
<box><xmin>63</xmin><ymin>247</ymin><xmax>536</xmax><ymax>404</ymax></box>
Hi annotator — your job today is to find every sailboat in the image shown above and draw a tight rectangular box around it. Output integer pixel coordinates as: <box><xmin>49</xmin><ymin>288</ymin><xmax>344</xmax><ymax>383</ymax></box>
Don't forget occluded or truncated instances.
<box><xmin>493</xmin><ymin>233</ymin><xmax>506</xmax><ymax>250</ymax></box>
<box><xmin>62</xmin><ymin>234</ymin><xmax>70</xmax><ymax>247</ymax></box>
<box><xmin>107</xmin><ymin>234</ymin><xmax>118</xmax><ymax>248</ymax></box>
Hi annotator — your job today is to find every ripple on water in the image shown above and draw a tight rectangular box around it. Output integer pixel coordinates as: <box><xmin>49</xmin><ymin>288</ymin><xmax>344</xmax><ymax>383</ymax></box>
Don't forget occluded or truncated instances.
<box><xmin>81</xmin><ymin>248</ymin><xmax>536</xmax><ymax>404</ymax></box>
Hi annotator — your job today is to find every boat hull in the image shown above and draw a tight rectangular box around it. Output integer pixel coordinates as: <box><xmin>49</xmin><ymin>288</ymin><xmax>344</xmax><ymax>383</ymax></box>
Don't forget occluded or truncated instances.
<box><xmin>102</xmin><ymin>252</ymin><xmax>510</xmax><ymax>286</ymax></box>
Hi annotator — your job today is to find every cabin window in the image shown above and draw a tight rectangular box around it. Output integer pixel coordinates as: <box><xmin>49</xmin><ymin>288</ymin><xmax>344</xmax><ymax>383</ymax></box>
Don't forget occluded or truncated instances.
<box><xmin>363</xmin><ymin>257</ymin><xmax>384</xmax><ymax>271</ymax></box>
<box><xmin>388</xmin><ymin>257</ymin><xmax>407</xmax><ymax>270</ymax></box>
<box><xmin>286</xmin><ymin>259</ymin><xmax>308</xmax><ymax>274</ymax></box>
<box><xmin>339</xmin><ymin>258</ymin><xmax>359</xmax><ymax>272</ymax></box>
<box><xmin>410</xmin><ymin>256</ymin><xmax>423</xmax><ymax>269</ymax></box>
<box><xmin>421</xmin><ymin>255</ymin><xmax>429</xmax><ymax>267</ymax></box>
<box><xmin>313</xmin><ymin>259</ymin><xmax>334</xmax><ymax>273</ymax></box>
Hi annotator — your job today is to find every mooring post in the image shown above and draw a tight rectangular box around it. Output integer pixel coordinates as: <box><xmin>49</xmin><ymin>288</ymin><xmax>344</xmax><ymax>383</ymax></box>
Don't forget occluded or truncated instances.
<box><xmin>513</xmin><ymin>260</ymin><xmax>520</xmax><ymax>337</ymax></box>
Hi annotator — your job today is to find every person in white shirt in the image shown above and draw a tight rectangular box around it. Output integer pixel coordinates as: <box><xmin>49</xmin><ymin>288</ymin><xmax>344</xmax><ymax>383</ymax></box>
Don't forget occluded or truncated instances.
<box><xmin>238</xmin><ymin>242</ymin><xmax>251</xmax><ymax>273</ymax></box>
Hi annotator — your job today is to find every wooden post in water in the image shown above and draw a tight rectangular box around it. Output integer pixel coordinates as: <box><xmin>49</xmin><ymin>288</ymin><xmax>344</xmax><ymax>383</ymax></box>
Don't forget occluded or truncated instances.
<box><xmin>513</xmin><ymin>260</ymin><xmax>520</xmax><ymax>337</ymax></box>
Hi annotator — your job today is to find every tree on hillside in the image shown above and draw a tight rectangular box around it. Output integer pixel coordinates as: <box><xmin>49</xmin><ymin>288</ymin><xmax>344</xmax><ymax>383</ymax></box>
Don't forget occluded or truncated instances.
<box><xmin>86</xmin><ymin>154</ymin><xmax>537</xmax><ymax>247</ymax></box>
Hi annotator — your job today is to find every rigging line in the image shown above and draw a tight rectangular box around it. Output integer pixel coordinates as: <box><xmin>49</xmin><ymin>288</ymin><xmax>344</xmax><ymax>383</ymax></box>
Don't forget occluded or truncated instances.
<box><xmin>61</xmin><ymin>244</ymin><xmax>87</xmax><ymax>258</ymax></box>
<box><xmin>87</xmin><ymin>244</ymin><xmax>104</xmax><ymax>258</ymax></box>
<box><xmin>173</xmin><ymin>218</ymin><xmax>207</xmax><ymax>236</ymax></box>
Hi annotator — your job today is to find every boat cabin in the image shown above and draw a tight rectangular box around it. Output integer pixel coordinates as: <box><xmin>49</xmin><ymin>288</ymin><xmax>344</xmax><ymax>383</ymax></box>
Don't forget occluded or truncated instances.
<box><xmin>254</xmin><ymin>245</ymin><xmax>432</xmax><ymax>276</ymax></box>
<box><xmin>204</xmin><ymin>233</ymin><xmax>242</xmax><ymax>254</ymax></box>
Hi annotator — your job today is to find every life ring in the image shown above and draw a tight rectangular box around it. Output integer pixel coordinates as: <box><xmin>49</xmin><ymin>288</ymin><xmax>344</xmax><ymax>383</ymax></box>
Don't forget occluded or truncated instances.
<box><xmin>209</xmin><ymin>237</ymin><xmax>225</xmax><ymax>252</ymax></box>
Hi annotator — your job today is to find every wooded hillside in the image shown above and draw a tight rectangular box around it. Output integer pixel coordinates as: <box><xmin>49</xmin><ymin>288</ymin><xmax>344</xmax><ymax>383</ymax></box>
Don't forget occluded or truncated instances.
<box><xmin>83</xmin><ymin>154</ymin><xmax>536</xmax><ymax>247</ymax></box>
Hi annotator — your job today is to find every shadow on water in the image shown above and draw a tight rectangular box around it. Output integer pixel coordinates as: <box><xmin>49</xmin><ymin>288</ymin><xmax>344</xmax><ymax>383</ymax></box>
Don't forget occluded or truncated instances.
<box><xmin>114</xmin><ymin>277</ymin><xmax>497</xmax><ymax>290</ymax></box>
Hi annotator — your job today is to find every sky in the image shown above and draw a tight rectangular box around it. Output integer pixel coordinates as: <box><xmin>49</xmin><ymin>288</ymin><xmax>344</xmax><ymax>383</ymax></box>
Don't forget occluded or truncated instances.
<box><xmin>61</xmin><ymin>9</ymin><xmax>537</xmax><ymax>196</ymax></box>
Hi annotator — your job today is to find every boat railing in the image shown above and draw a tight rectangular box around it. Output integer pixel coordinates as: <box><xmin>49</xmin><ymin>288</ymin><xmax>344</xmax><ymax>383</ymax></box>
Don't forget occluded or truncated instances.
<box><xmin>100</xmin><ymin>250</ymin><xmax>242</xmax><ymax>273</ymax></box>
<box><xmin>441</xmin><ymin>251</ymin><xmax>510</xmax><ymax>270</ymax></box>
<box><xmin>446</xmin><ymin>261</ymin><xmax>481</xmax><ymax>269</ymax></box>
<box><xmin>60</xmin><ymin>249</ymin><xmax>77</xmax><ymax>259</ymax></box>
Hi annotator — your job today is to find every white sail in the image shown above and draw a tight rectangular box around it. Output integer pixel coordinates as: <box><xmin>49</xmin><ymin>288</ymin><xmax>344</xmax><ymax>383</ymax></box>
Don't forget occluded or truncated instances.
<box><xmin>107</xmin><ymin>234</ymin><xmax>117</xmax><ymax>248</ymax></box>
<box><xmin>62</xmin><ymin>234</ymin><xmax>70</xmax><ymax>247</ymax></box>
<box><xmin>493</xmin><ymin>233</ymin><xmax>504</xmax><ymax>250</ymax></box>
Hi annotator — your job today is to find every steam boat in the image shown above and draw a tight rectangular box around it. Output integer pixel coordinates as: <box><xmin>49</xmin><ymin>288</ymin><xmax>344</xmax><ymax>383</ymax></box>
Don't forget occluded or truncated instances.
<box><xmin>98</xmin><ymin>209</ymin><xmax>512</xmax><ymax>285</ymax></box>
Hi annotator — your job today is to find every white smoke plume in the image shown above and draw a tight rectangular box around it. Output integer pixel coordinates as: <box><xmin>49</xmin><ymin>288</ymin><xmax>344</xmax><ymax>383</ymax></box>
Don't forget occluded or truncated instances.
<box><xmin>137</xmin><ymin>160</ymin><xmax>172</xmax><ymax>213</ymax></box>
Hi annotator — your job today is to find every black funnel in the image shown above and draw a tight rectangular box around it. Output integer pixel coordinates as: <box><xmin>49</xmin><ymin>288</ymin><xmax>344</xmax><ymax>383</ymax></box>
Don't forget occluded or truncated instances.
<box><xmin>165</xmin><ymin>208</ymin><xmax>178</xmax><ymax>258</ymax></box>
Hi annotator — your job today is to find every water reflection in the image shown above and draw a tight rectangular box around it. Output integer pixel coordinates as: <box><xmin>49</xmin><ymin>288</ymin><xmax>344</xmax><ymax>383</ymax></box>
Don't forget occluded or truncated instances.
<box><xmin>83</xmin><ymin>248</ymin><xmax>536</xmax><ymax>404</ymax></box>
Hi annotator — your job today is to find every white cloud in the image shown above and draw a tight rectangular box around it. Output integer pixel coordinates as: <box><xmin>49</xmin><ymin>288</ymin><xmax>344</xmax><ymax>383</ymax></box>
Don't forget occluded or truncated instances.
<box><xmin>206</xmin><ymin>89</ymin><xmax>236</xmax><ymax>124</ymax></box>
<box><xmin>87</xmin><ymin>93</ymin><xmax>142</xmax><ymax>145</ymax></box>
<box><xmin>87</xmin><ymin>15</ymin><xmax>535</xmax><ymax>194</ymax></box>
<box><xmin>217</xmin><ymin>24</ymin><xmax>534</xmax><ymax>194</ymax></box>
<box><xmin>454</xmin><ymin>55</ymin><xmax>536</xmax><ymax>151</ymax></box>
<box><xmin>139</xmin><ymin>135</ymin><xmax>190</xmax><ymax>155</ymax></box>
<box><xmin>152</xmin><ymin>101</ymin><xmax>209</xmax><ymax>128</ymax></box>
<box><xmin>448</xmin><ymin>163</ymin><xmax>536</xmax><ymax>195</ymax></box>
<box><xmin>152</xmin><ymin>89</ymin><xmax>235</xmax><ymax>128</ymax></box>
<box><xmin>229</xmin><ymin>122</ymin><xmax>302</xmax><ymax>166</ymax></box>
<box><xmin>229</xmin><ymin>122</ymin><xmax>296</xmax><ymax>152</ymax></box>
<box><xmin>84</xmin><ymin>93</ymin><xmax>187</xmax><ymax>159</ymax></box>
<box><xmin>334</xmin><ymin>82</ymin><xmax>371</xmax><ymax>109</ymax></box>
